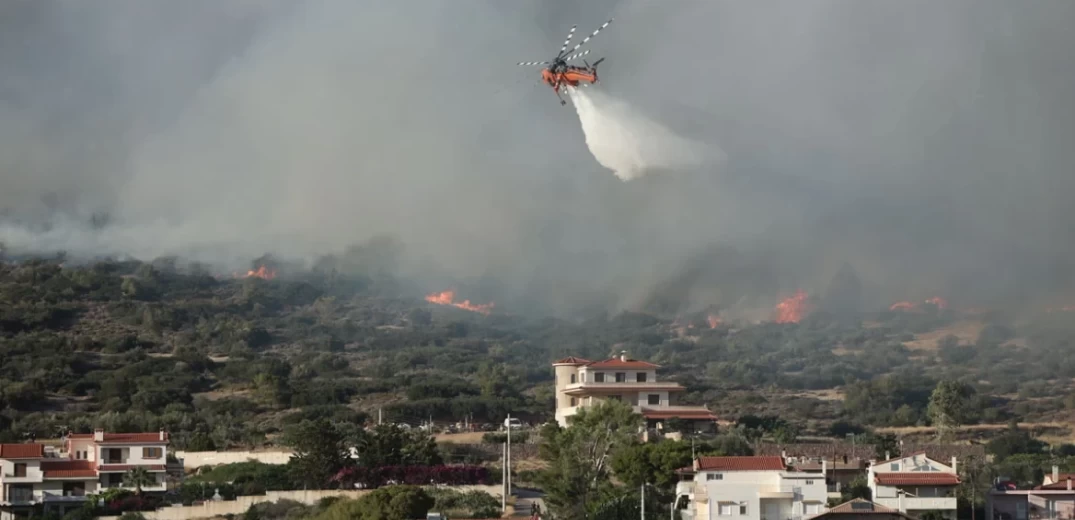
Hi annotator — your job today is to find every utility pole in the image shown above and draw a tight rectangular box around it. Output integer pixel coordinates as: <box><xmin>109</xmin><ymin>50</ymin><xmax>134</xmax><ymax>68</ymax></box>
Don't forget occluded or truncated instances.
<box><xmin>506</xmin><ymin>414</ymin><xmax>512</xmax><ymax>495</ymax></box>
<box><xmin>641</xmin><ymin>483</ymin><xmax>645</xmax><ymax>520</ymax></box>
<box><xmin>377</xmin><ymin>407</ymin><xmax>382</xmax><ymax>426</ymax></box>
<box><xmin>502</xmin><ymin>442</ymin><xmax>507</xmax><ymax>514</ymax></box>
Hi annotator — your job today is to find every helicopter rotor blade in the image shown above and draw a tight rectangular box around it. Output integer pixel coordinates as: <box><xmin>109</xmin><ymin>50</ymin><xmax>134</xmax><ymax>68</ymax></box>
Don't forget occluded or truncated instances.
<box><xmin>564</xmin><ymin>49</ymin><xmax>591</xmax><ymax>62</ymax></box>
<box><xmin>556</xmin><ymin>25</ymin><xmax>578</xmax><ymax>59</ymax></box>
<box><xmin>517</xmin><ymin>60</ymin><xmax>550</xmax><ymax>66</ymax></box>
<box><xmin>563</xmin><ymin>18</ymin><xmax>612</xmax><ymax>57</ymax></box>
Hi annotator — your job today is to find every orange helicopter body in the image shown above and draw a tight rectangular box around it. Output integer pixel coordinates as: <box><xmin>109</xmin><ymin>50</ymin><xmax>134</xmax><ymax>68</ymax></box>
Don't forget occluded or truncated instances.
<box><xmin>518</xmin><ymin>19</ymin><xmax>613</xmax><ymax>105</ymax></box>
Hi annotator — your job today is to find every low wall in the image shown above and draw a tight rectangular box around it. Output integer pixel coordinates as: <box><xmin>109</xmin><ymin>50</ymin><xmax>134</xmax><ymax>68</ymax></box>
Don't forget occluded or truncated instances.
<box><xmin>176</xmin><ymin>450</ymin><xmax>294</xmax><ymax>469</ymax></box>
<box><xmin>97</xmin><ymin>485</ymin><xmax>503</xmax><ymax>520</ymax></box>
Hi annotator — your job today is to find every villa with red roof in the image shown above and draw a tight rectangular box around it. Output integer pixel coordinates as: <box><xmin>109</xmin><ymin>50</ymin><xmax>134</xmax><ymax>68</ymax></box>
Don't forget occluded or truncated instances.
<box><xmin>552</xmin><ymin>352</ymin><xmax>718</xmax><ymax>432</ymax></box>
<box><xmin>867</xmin><ymin>452</ymin><xmax>960</xmax><ymax>520</ymax></box>
<box><xmin>0</xmin><ymin>429</ymin><xmax>170</xmax><ymax>519</ymax></box>
<box><xmin>673</xmin><ymin>456</ymin><xmax>830</xmax><ymax>520</ymax></box>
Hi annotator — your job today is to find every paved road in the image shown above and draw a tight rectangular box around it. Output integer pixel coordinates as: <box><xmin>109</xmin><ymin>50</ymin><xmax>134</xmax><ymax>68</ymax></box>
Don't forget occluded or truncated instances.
<box><xmin>512</xmin><ymin>488</ymin><xmax>546</xmax><ymax>517</ymax></box>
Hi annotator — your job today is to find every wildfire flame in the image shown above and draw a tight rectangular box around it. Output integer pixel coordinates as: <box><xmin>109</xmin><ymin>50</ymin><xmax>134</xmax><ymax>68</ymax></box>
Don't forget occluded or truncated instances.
<box><xmin>424</xmin><ymin>290</ymin><xmax>494</xmax><ymax>315</ymax></box>
<box><xmin>774</xmin><ymin>290</ymin><xmax>810</xmax><ymax>323</ymax></box>
<box><xmin>707</xmin><ymin>315</ymin><xmax>722</xmax><ymax>329</ymax></box>
<box><xmin>245</xmin><ymin>266</ymin><xmax>277</xmax><ymax>280</ymax></box>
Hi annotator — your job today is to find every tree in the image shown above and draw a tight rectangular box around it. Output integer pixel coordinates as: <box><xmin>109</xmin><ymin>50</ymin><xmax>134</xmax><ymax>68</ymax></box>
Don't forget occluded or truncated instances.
<box><xmin>958</xmin><ymin>455</ymin><xmax>997</xmax><ymax>520</ymax></box>
<box><xmin>351</xmin><ymin>424</ymin><xmax>442</xmax><ymax>467</ymax></box>
<box><xmin>927</xmin><ymin>380</ymin><xmax>976</xmax><ymax>441</ymax></box>
<box><xmin>611</xmin><ymin>440</ymin><xmax>693</xmax><ymax>505</ymax></box>
<box><xmin>122</xmin><ymin>467</ymin><xmax>155</xmax><ymax>495</ymax></box>
<box><xmin>537</xmin><ymin>400</ymin><xmax>644</xmax><ymax>520</ymax></box>
<box><xmin>313</xmin><ymin>485</ymin><xmax>433</xmax><ymax>520</ymax></box>
<box><xmin>284</xmin><ymin>419</ymin><xmax>353</xmax><ymax>489</ymax></box>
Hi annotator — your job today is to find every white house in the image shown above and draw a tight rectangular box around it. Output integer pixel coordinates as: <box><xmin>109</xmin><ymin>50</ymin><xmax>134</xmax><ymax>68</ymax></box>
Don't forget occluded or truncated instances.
<box><xmin>866</xmin><ymin>452</ymin><xmax>960</xmax><ymax>520</ymax></box>
<box><xmin>675</xmin><ymin>456</ymin><xmax>830</xmax><ymax>520</ymax></box>
<box><xmin>1</xmin><ymin>430</ymin><xmax>171</xmax><ymax>520</ymax></box>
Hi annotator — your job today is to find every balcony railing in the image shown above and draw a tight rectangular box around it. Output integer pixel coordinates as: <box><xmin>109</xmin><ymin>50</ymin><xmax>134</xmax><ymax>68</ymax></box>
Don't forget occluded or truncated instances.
<box><xmin>5</xmin><ymin>491</ymin><xmax>36</xmax><ymax>504</ymax></box>
<box><xmin>43</xmin><ymin>491</ymin><xmax>89</xmax><ymax>502</ymax></box>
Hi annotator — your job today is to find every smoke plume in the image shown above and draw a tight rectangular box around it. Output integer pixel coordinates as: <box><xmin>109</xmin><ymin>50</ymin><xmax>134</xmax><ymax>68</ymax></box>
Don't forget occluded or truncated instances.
<box><xmin>1</xmin><ymin>0</ymin><xmax>1074</xmax><ymax>316</ymax></box>
<box><xmin>567</xmin><ymin>87</ymin><xmax>716</xmax><ymax>181</ymax></box>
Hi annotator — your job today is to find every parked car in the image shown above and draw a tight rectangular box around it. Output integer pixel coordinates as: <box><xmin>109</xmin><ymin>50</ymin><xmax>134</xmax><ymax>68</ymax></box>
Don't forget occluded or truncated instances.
<box><xmin>503</xmin><ymin>417</ymin><xmax>525</xmax><ymax>430</ymax></box>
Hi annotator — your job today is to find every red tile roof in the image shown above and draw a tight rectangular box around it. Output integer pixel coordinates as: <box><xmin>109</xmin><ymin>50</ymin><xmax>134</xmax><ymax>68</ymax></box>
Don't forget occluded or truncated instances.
<box><xmin>552</xmin><ymin>356</ymin><xmax>592</xmax><ymax>365</ymax></box>
<box><xmin>585</xmin><ymin>357</ymin><xmax>661</xmax><ymax>369</ymax></box>
<box><xmin>1036</xmin><ymin>478</ymin><xmax>1075</xmax><ymax>490</ymax></box>
<box><xmin>826</xmin><ymin>499</ymin><xmax>898</xmax><ymax>514</ymax></box>
<box><xmin>874</xmin><ymin>472</ymin><xmax>960</xmax><ymax>486</ymax></box>
<box><xmin>874</xmin><ymin>451</ymin><xmax>928</xmax><ymax>464</ymax></box>
<box><xmin>0</xmin><ymin>443</ymin><xmax>45</xmax><ymax>459</ymax></box>
<box><xmin>97</xmin><ymin>464</ymin><xmax>166</xmax><ymax>472</ymax></box>
<box><xmin>41</xmin><ymin>460</ymin><xmax>97</xmax><ymax>478</ymax></box>
<box><xmin>697</xmin><ymin>456</ymin><xmax>786</xmax><ymax>471</ymax></box>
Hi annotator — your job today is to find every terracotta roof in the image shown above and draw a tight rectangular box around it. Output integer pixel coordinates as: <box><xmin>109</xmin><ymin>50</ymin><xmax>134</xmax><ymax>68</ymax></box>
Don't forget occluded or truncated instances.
<box><xmin>753</xmin><ymin>443</ymin><xmax>984</xmax><ymax>464</ymax></box>
<box><xmin>98</xmin><ymin>464</ymin><xmax>167</xmax><ymax>472</ymax></box>
<box><xmin>874</xmin><ymin>451</ymin><xmax>928</xmax><ymax>464</ymax></box>
<box><xmin>1037</xmin><ymin>478</ymin><xmax>1075</xmax><ymax>490</ymax></box>
<box><xmin>0</xmin><ymin>443</ymin><xmax>45</xmax><ymax>459</ymax></box>
<box><xmin>827</xmin><ymin>499</ymin><xmax>898</xmax><ymax>514</ymax></box>
<box><xmin>697</xmin><ymin>456</ymin><xmax>786</xmax><ymax>471</ymax></box>
<box><xmin>552</xmin><ymin>356</ymin><xmax>591</xmax><ymax>365</ymax></box>
<box><xmin>67</xmin><ymin>432</ymin><xmax>168</xmax><ymax>444</ymax></box>
<box><xmin>41</xmin><ymin>460</ymin><xmax>97</xmax><ymax>478</ymax></box>
<box><xmin>874</xmin><ymin>472</ymin><xmax>960</xmax><ymax>486</ymax></box>
<box><xmin>642</xmin><ymin>408</ymin><xmax>719</xmax><ymax>421</ymax></box>
<box><xmin>585</xmin><ymin>357</ymin><xmax>661</xmax><ymax>369</ymax></box>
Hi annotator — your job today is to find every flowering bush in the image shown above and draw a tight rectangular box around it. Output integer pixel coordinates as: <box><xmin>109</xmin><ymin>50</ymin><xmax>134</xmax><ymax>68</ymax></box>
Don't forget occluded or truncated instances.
<box><xmin>333</xmin><ymin>465</ymin><xmax>491</xmax><ymax>488</ymax></box>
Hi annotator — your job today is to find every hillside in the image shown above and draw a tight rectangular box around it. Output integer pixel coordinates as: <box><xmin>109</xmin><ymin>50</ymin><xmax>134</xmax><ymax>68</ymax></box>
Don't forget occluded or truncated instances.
<box><xmin>2</xmin><ymin>256</ymin><xmax>1075</xmax><ymax>449</ymax></box>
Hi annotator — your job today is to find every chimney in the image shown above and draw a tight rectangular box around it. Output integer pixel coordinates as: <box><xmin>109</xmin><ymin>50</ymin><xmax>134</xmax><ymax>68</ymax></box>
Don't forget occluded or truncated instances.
<box><xmin>885</xmin><ymin>451</ymin><xmax>890</xmax><ymax>461</ymax></box>
<box><xmin>159</xmin><ymin>429</ymin><xmax>166</xmax><ymax>441</ymax></box>
<box><xmin>1053</xmin><ymin>466</ymin><xmax>1059</xmax><ymax>483</ymax></box>
<box><xmin>619</xmin><ymin>350</ymin><xmax>628</xmax><ymax>362</ymax></box>
<box><xmin>693</xmin><ymin>458</ymin><xmax>700</xmax><ymax>471</ymax></box>
<box><xmin>951</xmin><ymin>456</ymin><xmax>958</xmax><ymax>474</ymax></box>
<box><xmin>782</xmin><ymin>450</ymin><xmax>787</xmax><ymax>459</ymax></box>
<box><xmin>1067</xmin><ymin>478</ymin><xmax>1072</xmax><ymax>491</ymax></box>
<box><xmin>822</xmin><ymin>460</ymin><xmax>828</xmax><ymax>475</ymax></box>
<box><xmin>93</xmin><ymin>429</ymin><xmax>104</xmax><ymax>442</ymax></box>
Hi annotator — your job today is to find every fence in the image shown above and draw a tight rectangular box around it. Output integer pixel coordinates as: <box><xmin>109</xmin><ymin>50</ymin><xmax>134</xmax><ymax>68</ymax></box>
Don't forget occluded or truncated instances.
<box><xmin>176</xmin><ymin>450</ymin><xmax>294</xmax><ymax>469</ymax></box>
<box><xmin>96</xmin><ymin>485</ymin><xmax>503</xmax><ymax>520</ymax></box>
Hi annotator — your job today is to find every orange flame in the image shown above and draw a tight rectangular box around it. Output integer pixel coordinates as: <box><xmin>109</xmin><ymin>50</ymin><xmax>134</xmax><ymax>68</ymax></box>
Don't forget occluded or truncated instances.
<box><xmin>774</xmin><ymin>290</ymin><xmax>810</xmax><ymax>323</ymax></box>
<box><xmin>245</xmin><ymin>266</ymin><xmax>277</xmax><ymax>280</ymax></box>
<box><xmin>424</xmin><ymin>290</ymin><xmax>494</xmax><ymax>315</ymax></box>
<box><xmin>707</xmin><ymin>315</ymin><xmax>722</xmax><ymax>329</ymax></box>
<box><xmin>889</xmin><ymin>301</ymin><xmax>917</xmax><ymax>311</ymax></box>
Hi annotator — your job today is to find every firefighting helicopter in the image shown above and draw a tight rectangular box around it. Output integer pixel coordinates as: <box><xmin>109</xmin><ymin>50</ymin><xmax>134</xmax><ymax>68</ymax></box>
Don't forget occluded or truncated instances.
<box><xmin>517</xmin><ymin>19</ymin><xmax>613</xmax><ymax>105</ymax></box>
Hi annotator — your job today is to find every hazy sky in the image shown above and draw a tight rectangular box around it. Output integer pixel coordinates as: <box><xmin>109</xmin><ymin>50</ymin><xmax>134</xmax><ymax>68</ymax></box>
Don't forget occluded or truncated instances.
<box><xmin>1</xmin><ymin>0</ymin><xmax>1073</xmax><ymax>314</ymax></box>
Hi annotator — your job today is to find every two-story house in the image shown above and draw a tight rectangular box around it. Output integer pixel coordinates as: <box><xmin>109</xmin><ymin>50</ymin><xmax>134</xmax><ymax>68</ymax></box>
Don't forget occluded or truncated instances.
<box><xmin>552</xmin><ymin>352</ymin><xmax>718</xmax><ymax>431</ymax></box>
<box><xmin>867</xmin><ymin>452</ymin><xmax>960</xmax><ymax>520</ymax></box>
<box><xmin>0</xmin><ymin>430</ymin><xmax>170</xmax><ymax>520</ymax></box>
<box><xmin>988</xmin><ymin>466</ymin><xmax>1075</xmax><ymax>520</ymax></box>
<box><xmin>675</xmin><ymin>456</ymin><xmax>830</xmax><ymax>520</ymax></box>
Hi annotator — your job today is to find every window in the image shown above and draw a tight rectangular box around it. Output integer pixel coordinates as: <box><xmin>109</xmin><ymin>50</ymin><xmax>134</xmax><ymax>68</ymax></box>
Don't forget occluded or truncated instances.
<box><xmin>707</xmin><ymin>473</ymin><xmax>723</xmax><ymax>481</ymax></box>
<box><xmin>719</xmin><ymin>504</ymin><xmax>735</xmax><ymax>516</ymax></box>
<box><xmin>891</xmin><ymin>463</ymin><xmax>900</xmax><ymax>471</ymax></box>
<box><xmin>14</xmin><ymin>463</ymin><xmax>27</xmax><ymax>477</ymax></box>
<box><xmin>143</xmin><ymin>447</ymin><xmax>163</xmax><ymax>459</ymax></box>
<box><xmin>570</xmin><ymin>397</ymin><xmax>577</xmax><ymax>406</ymax></box>
<box><xmin>648</xmin><ymin>394</ymin><xmax>661</xmax><ymax>405</ymax></box>
<box><xmin>805</xmin><ymin>480</ymin><xmax>814</xmax><ymax>485</ymax></box>
<box><xmin>570</xmin><ymin>374</ymin><xmax>576</xmax><ymax>384</ymax></box>
<box><xmin>1015</xmin><ymin>501</ymin><xmax>1027</xmax><ymax>520</ymax></box>
<box><xmin>637</xmin><ymin>372</ymin><xmax>647</xmax><ymax>382</ymax></box>
<box><xmin>615</xmin><ymin>372</ymin><xmax>626</xmax><ymax>383</ymax></box>
<box><xmin>594</xmin><ymin>373</ymin><xmax>605</xmax><ymax>383</ymax></box>
<box><xmin>739</xmin><ymin>504</ymin><xmax>748</xmax><ymax>515</ymax></box>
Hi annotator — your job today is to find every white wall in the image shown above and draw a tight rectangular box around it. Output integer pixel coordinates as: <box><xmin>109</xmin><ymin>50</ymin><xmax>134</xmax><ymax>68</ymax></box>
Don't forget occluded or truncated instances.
<box><xmin>578</xmin><ymin>368</ymin><xmax>658</xmax><ymax>383</ymax></box>
<box><xmin>98</xmin><ymin>444</ymin><xmax>168</xmax><ymax>465</ymax></box>
<box><xmin>699</xmin><ymin>471</ymin><xmax>827</xmax><ymax>520</ymax></box>
<box><xmin>176</xmin><ymin>451</ymin><xmax>294</xmax><ymax>469</ymax></box>
<box><xmin>0</xmin><ymin>459</ymin><xmax>44</xmax><ymax>482</ymax></box>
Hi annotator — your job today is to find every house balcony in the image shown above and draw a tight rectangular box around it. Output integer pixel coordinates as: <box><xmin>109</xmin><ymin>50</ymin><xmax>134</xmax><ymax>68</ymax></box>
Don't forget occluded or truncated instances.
<box><xmin>42</xmin><ymin>491</ymin><xmax>90</xmax><ymax>503</ymax></box>
<box><xmin>563</xmin><ymin>381</ymin><xmax>685</xmax><ymax>395</ymax></box>
<box><xmin>875</xmin><ymin>496</ymin><xmax>957</xmax><ymax>511</ymax></box>
<box><xmin>2</xmin><ymin>474</ymin><xmax>43</xmax><ymax>483</ymax></box>
<box><xmin>2</xmin><ymin>491</ymin><xmax>41</xmax><ymax>505</ymax></box>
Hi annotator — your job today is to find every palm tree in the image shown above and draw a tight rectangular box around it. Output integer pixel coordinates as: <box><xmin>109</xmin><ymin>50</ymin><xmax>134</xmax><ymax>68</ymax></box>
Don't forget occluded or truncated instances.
<box><xmin>122</xmin><ymin>467</ymin><xmax>155</xmax><ymax>495</ymax></box>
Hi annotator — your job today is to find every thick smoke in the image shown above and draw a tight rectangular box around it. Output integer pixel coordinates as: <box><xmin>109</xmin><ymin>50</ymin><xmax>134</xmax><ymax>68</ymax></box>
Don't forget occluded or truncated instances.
<box><xmin>1</xmin><ymin>0</ymin><xmax>1074</xmax><ymax>315</ymax></box>
<box><xmin>567</xmin><ymin>87</ymin><xmax>716</xmax><ymax>181</ymax></box>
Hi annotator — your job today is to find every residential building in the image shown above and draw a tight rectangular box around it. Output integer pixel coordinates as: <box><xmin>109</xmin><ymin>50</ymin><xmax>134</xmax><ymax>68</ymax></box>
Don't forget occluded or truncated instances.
<box><xmin>867</xmin><ymin>452</ymin><xmax>960</xmax><ymax>520</ymax></box>
<box><xmin>674</xmin><ymin>456</ymin><xmax>830</xmax><ymax>520</ymax></box>
<box><xmin>806</xmin><ymin>499</ymin><xmax>917</xmax><ymax>520</ymax></box>
<box><xmin>552</xmin><ymin>352</ymin><xmax>718</xmax><ymax>430</ymax></box>
<box><xmin>0</xmin><ymin>429</ymin><xmax>170</xmax><ymax>520</ymax></box>
<box><xmin>988</xmin><ymin>466</ymin><xmax>1075</xmax><ymax>520</ymax></box>
<box><xmin>792</xmin><ymin>457</ymin><xmax>868</xmax><ymax>499</ymax></box>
